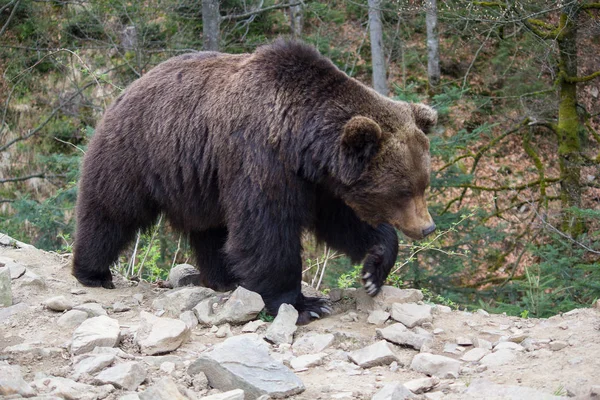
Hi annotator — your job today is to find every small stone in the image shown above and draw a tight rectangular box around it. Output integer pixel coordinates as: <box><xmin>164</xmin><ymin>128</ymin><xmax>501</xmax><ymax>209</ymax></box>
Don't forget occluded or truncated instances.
<box><xmin>93</xmin><ymin>346</ymin><xmax>135</xmax><ymax>359</ymax></box>
<box><xmin>74</xmin><ymin>302</ymin><xmax>107</xmax><ymax>317</ymax></box>
<box><xmin>153</xmin><ymin>286</ymin><xmax>215</xmax><ymax>318</ymax></box>
<box><xmin>264</xmin><ymin>304</ymin><xmax>298</xmax><ymax>345</ymax></box>
<box><xmin>57</xmin><ymin>309</ymin><xmax>89</xmax><ymax>328</ymax></box>
<box><xmin>168</xmin><ymin>263</ymin><xmax>203</xmax><ymax>288</ymax></box>
<box><xmin>460</xmin><ymin>348</ymin><xmax>490</xmax><ymax>362</ymax></box>
<box><xmin>403</xmin><ymin>377</ymin><xmax>439</xmax><ymax>394</ymax></box>
<box><xmin>160</xmin><ymin>361</ymin><xmax>176</xmax><ymax>374</ymax></box>
<box><xmin>590</xmin><ymin>385</ymin><xmax>600</xmax><ymax>396</ymax></box>
<box><xmin>443</xmin><ymin>343</ymin><xmax>462</xmax><ymax>355</ymax></box>
<box><xmin>70</xmin><ymin>288</ymin><xmax>87</xmax><ymax>295</ymax></box>
<box><xmin>290</xmin><ymin>352</ymin><xmax>327</xmax><ymax>370</ymax></box>
<box><xmin>433</xmin><ymin>328</ymin><xmax>444</xmax><ymax>335</ymax></box>
<box><xmin>410</xmin><ymin>353</ymin><xmax>461</xmax><ymax>379</ymax></box>
<box><xmin>377</xmin><ymin>323</ymin><xmax>432</xmax><ymax>351</ymax></box>
<box><xmin>479</xmin><ymin>349</ymin><xmax>517</xmax><ymax>367</ymax></box>
<box><xmin>71</xmin><ymin>315</ymin><xmax>120</xmax><ymax>355</ymax></box>
<box><xmin>340</xmin><ymin>311</ymin><xmax>359</xmax><ymax>322</ymax></box>
<box><xmin>368</xmin><ymin>310</ymin><xmax>391</xmax><ymax>325</ymax></box>
<box><xmin>32</xmin><ymin>376</ymin><xmax>113</xmax><ymax>399</ymax></box>
<box><xmin>432</xmin><ymin>305</ymin><xmax>451</xmax><ymax>314</ymax></box>
<box><xmin>0</xmin><ymin>257</ymin><xmax>26</xmax><ymax>280</ymax></box>
<box><xmin>133</xmin><ymin>293</ymin><xmax>144</xmax><ymax>304</ymax></box>
<box><xmin>72</xmin><ymin>353</ymin><xmax>115</xmax><ymax>378</ymax></box>
<box><xmin>94</xmin><ymin>361</ymin><xmax>147</xmax><ymax>391</ymax></box>
<box><xmin>215</xmin><ymin>286</ymin><xmax>266</xmax><ymax>324</ymax></box>
<box><xmin>493</xmin><ymin>342</ymin><xmax>524</xmax><ymax>352</ymax></box>
<box><xmin>456</xmin><ymin>336</ymin><xmax>472</xmax><ymax>346</ymax></box>
<box><xmin>372</xmin><ymin>382</ymin><xmax>413</xmax><ymax>400</ymax></box>
<box><xmin>44</xmin><ymin>295</ymin><xmax>74</xmax><ymax>311</ymax></box>
<box><xmin>113</xmin><ymin>301</ymin><xmax>131</xmax><ymax>312</ymax></box>
<box><xmin>473</xmin><ymin>337</ymin><xmax>493</xmax><ymax>350</ymax></box>
<box><xmin>180</xmin><ymin>310</ymin><xmax>198</xmax><ymax>330</ymax></box>
<box><xmin>202</xmin><ymin>389</ymin><xmax>246</xmax><ymax>400</ymax></box>
<box><xmin>390</xmin><ymin>303</ymin><xmax>433</xmax><ymax>328</ymax></box>
<box><xmin>0</xmin><ymin>267</ymin><xmax>12</xmax><ymax>307</ymax></box>
<box><xmin>241</xmin><ymin>320</ymin><xmax>265</xmax><ymax>333</ymax></box>
<box><xmin>329</xmin><ymin>288</ymin><xmax>343</xmax><ymax>302</ymax></box>
<box><xmin>476</xmin><ymin>309</ymin><xmax>489</xmax><ymax>316</ymax></box>
<box><xmin>216</xmin><ymin>323</ymin><xmax>233</xmax><ymax>338</ymax></box>
<box><xmin>139</xmin><ymin>377</ymin><xmax>186</xmax><ymax>400</ymax></box>
<box><xmin>357</xmin><ymin>286</ymin><xmax>425</xmax><ymax>312</ymax></box>
<box><xmin>136</xmin><ymin>311</ymin><xmax>190</xmax><ymax>355</ymax></box>
<box><xmin>348</xmin><ymin>340</ymin><xmax>398</xmax><ymax>368</ymax></box>
<box><xmin>292</xmin><ymin>332</ymin><xmax>335</xmax><ymax>355</ymax></box>
<box><xmin>549</xmin><ymin>340</ymin><xmax>569</xmax><ymax>351</ymax></box>
<box><xmin>0</xmin><ymin>364</ymin><xmax>35</xmax><ymax>397</ymax></box>
<box><xmin>508</xmin><ymin>333</ymin><xmax>528</xmax><ymax>343</ymax></box>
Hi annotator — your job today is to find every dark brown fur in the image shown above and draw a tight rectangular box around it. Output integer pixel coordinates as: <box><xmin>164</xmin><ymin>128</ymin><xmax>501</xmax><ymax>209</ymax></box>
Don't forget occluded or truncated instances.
<box><xmin>73</xmin><ymin>40</ymin><xmax>436</xmax><ymax>323</ymax></box>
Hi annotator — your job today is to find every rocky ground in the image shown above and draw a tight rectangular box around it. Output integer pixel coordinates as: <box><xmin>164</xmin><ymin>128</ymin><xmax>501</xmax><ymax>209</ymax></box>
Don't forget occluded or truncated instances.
<box><xmin>1</xmin><ymin>233</ymin><xmax>600</xmax><ymax>400</ymax></box>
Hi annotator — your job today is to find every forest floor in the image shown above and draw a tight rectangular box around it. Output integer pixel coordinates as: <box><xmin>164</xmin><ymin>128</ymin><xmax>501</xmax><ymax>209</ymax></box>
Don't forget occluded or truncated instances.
<box><xmin>1</xmin><ymin>234</ymin><xmax>599</xmax><ymax>400</ymax></box>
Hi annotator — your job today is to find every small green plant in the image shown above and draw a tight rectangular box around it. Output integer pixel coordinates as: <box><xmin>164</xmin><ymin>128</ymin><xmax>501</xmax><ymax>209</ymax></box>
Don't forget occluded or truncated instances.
<box><xmin>337</xmin><ymin>264</ymin><xmax>362</xmax><ymax>289</ymax></box>
<box><xmin>553</xmin><ymin>385</ymin><xmax>567</xmax><ymax>396</ymax></box>
<box><xmin>58</xmin><ymin>233</ymin><xmax>73</xmax><ymax>253</ymax></box>
<box><xmin>520</xmin><ymin>309</ymin><xmax>529</xmax><ymax>319</ymax></box>
<box><xmin>422</xmin><ymin>288</ymin><xmax>459</xmax><ymax>309</ymax></box>
<box><xmin>258</xmin><ymin>310</ymin><xmax>274</xmax><ymax>323</ymax></box>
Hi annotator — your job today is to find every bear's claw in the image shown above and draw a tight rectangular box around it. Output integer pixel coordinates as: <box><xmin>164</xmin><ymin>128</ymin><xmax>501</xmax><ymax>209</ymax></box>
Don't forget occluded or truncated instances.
<box><xmin>296</xmin><ymin>295</ymin><xmax>333</xmax><ymax>325</ymax></box>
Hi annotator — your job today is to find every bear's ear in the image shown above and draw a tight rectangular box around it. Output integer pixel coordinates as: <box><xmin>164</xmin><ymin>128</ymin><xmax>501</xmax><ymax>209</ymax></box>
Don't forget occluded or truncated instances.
<box><xmin>411</xmin><ymin>103</ymin><xmax>437</xmax><ymax>134</ymax></box>
<box><xmin>339</xmin><ymin>116</ymin><xmax>382</xmax><ymax>185</ymax></box>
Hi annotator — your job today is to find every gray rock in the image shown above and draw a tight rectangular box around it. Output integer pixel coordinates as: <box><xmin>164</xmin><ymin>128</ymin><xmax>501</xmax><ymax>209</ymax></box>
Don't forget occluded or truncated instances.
<box><xmin>153</xmin><ymin>287</ymin><xmax>215</xmax><ymax>318</ymax></box>
<box><xmin>168</xmin><ymin>263</ymin><xmax>203</xmax><ymax>288</ymax></box>
<box><xmin>348</xmin><ymin>340</ymin><xmax>398</xmax><ymax>368</ymax></box>
<box><xmin>31</xmin><ymin>376</ymin><xmax>114</xmax><ymax>399</ymax></box>
<box><xmin>136</xmin><ymin>311</ymin><xmax>190</xmax><ymax>355</ymax></box>
<box><xmin>472</xmin><ymin>337</ymin><xmax>493</xmax><ymax>350</ymax></box>
<box><xmin>194</xmin><ymin>287</ymin><xmax>265</xmax><ymax>326</ymax></box>
<box><xmin>390</xmin><ymin>303</ymin><xmax>432</xmax><ymax>328</ymax></box>
<box><xmin>241</xmin><ymin>320</ymin><xmax>266</xmax><ymax>333</ymax></box>
<box><xmin>372</xmin><ymin>382</ymin><xmax>414</xmax><ymax>400</ymax></box>
<box><xmin>455</xmin><ymin>336</ymin><xmax>472</xmax><ymax>346</ymax></box>
<box><xmin>71</xmin><ymin>315</ymin><xmax>120</xmax><ymax>355</ymax></box>
<box><xmin>479</xmin><ymin>349</ymin><xmax>517</xmax><ymax>367</ymax></box>
<box><xmin>493</xmin><ymin>342</ymin><xmax>524</xmax><ymax>352</ymax></box>
<box><xmin>202</xmin><ymin>389</ymin><xmax>245</xmax><ymax>400</ymax></box>
<box><xmin>290</xmin><ymin>352</ymin><xmax>327</xmax><ymax>370</ymax></box>
<box><xmin>188</xmin><ymin>334</ymin><xmax>304</xmax><ymax>399</ymax></box>
<box><xmin>0</xmin><ymin>233</ymin><xmax>35</xmax><ymax>249</ymax></box>
<box><xmin>216</xmin><ymin>323</ymin><xmax>233</xmax><ymax>338</ymax></box>
<box><xmin>432</xmin><ymin>305</ymin><xmax>451</xmax><ymax>314</ymax></box>
<box><xmin>460</xmin><ymin>348</ymin><xmax>490</xmax><ymax>362</ymax></box>
<box><xmin>410</xmin><ymin>353</ymin><xmax>461</xmax><ymax>379</ymax></box>
<box><xmin>549</xmin><ymin>340</ymin><xmax>569</xmax><ymax>351</ymax></box>
<box><xmin>44</xmin><ymin>295</ymin><xmax>74</xmax><ymax>311</ymax></box>
<box><xmin>18</xmin><ymin>269</ymin><xmax>46</xmax><ymax>289</ymax></box>
<box><xmin>0</xmin><ymin>257</ymin><xmax>26</xmax><ymax>279</ymax></box>
<box><xmin>72</xmin><ymin>353</ymin><xmax>115</xmax><ymax>378</ymax></box>
<box><xmin>94</xmin><ymin>362</ymin><xmax>147</xmax><ymax>391</ymax></box>
<box><xmin>57</xmin><ymin>309</ymin><xmax>89</xmax><ymax>328</ymax></box>
<box><xmin>368</xmin><ymin>310</ymin><xmax>390</xmax><ymax>325</ymax></box>
<box><xmin>356</xmin><ymin>286</ymin><xmax>424</xmax><ymax>312</ymax></box>
<box><xmin>476</xmin><ymin>309</ymin><xmax>490</xmax><ymax>316</ymax></box>
<box><xmin>70</xmin><ymin>288</ymin><xmax>87</xmax><ymax>295</ymax></box>
<box><xmin>0</xmin><ymin>364</ymin><xmax>35</xmax><ymax>397</ymax></box>
<box><xmin>465</xmin><ymin>379</ymin><xmax>567</xmax><ymax>399</ymax></box>
<box><xmin>112</xmin><ymin>302</ymin><xmax>131</xmax><ymax>313</ymax></box>
<box><xmin>377</xmin><ymin>323</ymin><xmax>432</xmax><ymax>351</ymax></box>
<box><xmin>4</xmin><ymin>343</ymin><xmax>63</xmax><ymax>357</ymax></box>
<box><xmin>119</xmin><ymin>394</ymin><xmax>141</xmax><ymax>400</ymax></box>
<box><xmin>264</xmin><ymin>304</ymin><xmax>298</xmax><ymax>345</ymax></box>
<box><xmin>403</xmin><ymin>377</ymin><xmax>439</xmax><ymax>394</ymax></box>
<box><xmin>179</xmin><ymin>310</ymin><xmax>198</xmax><ymax>330</ymax></box>
<box><xmin>591</xmin><ymin>385</ymin><xmax>600</xmax><ymax>397</ymax></box>
<box><xmin>0</xmin><ymin>267</ymin><xmax>12</xmax><ymax>307</ymax></box>
<box><xmin>73</xmin><ymin>302</ymin><xmax>107</xmax><ymax>317</ymax></box>
<box><xmin>292</xmin><ymin>332</ymin><xmax>335</xmax><ymax>355</ymax></box>
<box><xmin>139</xmin><ymin>377</ymin><xmax>186</xmax><ymax>400</ymax></box>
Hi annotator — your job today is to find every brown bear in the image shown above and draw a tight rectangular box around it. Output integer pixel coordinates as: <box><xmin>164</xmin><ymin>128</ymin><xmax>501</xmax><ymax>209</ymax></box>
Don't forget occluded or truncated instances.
<box><xmin>72</xmin><ymin>40</ymin><xmax>437</xmax><ymax>324</ymax></box>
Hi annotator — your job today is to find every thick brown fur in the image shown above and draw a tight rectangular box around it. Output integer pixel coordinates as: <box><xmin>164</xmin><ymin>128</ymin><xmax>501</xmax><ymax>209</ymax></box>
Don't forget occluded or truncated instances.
<box><xmin>73</xmin><ymin>40</ymin><xmax>437</xmax><ymax>324</ymax></box>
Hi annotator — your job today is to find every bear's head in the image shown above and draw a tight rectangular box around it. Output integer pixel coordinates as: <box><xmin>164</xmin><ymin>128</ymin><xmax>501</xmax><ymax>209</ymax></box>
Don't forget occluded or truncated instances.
<box><xmin>338</xmin><ymin>102</ymin><xmax>437</xmax><ymax>240</ymax></box>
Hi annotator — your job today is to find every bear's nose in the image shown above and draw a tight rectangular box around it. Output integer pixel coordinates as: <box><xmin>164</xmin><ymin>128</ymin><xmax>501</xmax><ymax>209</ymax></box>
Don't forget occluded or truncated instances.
<box><xmin>422</xmin><ymin>223</ymin><xmax>436</xmax><ymax>238</ymax></box>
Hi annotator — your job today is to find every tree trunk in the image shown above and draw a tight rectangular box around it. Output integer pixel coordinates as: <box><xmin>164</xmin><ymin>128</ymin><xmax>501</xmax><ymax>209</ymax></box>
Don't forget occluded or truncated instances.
<box><xmin>368</xmin><ymin>0</ymin><xmax>388</xmax><ymax>96</ymax></box>
<box><xmin>425</xmin><ymin>0</ymin><xmax>440</xmax><ymax>93</ymax></box>
<box><xmin>290</xmin><ymin>4</ymin><xmax>303</xmax><ymax>39</ymax></box>
<box><xmin>557</xmin><ymin>3</ymin><xmax>583</xmax><ymax>235</ymax></box>
<box><xmin>202</xmin><ymin>0</ymin><xmax>220</xmax><ymax>51</ymax></box>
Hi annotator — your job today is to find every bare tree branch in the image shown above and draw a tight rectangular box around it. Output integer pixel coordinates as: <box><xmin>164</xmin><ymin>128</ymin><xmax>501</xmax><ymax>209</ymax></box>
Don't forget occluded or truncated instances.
<box><xmin>0</xmin><ymin>0</ymin><xmax>21</xmax><ymax>38</ymax></box>
<box><xmin>222</xmin><ymin>2</ymin><xmax>301</xmax><ymax>22</ymax></box>
<box><xmin>0</xmin><ymin>173</ymin><xmax>45</xmax><ymax>184</ymax></box>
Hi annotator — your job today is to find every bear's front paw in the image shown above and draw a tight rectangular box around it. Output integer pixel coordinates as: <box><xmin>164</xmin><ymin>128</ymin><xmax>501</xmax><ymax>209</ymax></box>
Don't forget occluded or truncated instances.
<box><xmin>295</xmin><ymin>295</ymin><xmax>333</xmax><ymax>325</ymax></box>
<box><xmin>362</xmin><ymin>244</ymin><xmax>389</xmax><ymax>297</ymax></box>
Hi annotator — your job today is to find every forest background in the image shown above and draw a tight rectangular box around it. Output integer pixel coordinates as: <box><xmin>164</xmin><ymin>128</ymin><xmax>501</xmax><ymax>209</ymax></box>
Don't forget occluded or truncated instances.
<box><xmin>1</xmin><ymin>0</ymin><xmax>599</xmax><ymax>318</ymax></box>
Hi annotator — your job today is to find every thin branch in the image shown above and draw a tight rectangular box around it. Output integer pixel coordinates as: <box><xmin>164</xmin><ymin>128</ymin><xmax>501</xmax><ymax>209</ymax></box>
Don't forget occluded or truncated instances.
<box><xmin>222</xmin><ymin>2</ymin><xmax>302</xmax><ymax>21</ymax></box>
<box><xmin>0</xmin><ymin>0</ymin><xmax>21</xmax><ymax>38</ymax></box>
<box><xmin>563</xmin><ymin>70</ymin><xmax>600</xmax><ymax>83</ymax></box>
<box><xmin>0</xmin><ymin>173</ymin><xmax>45</xmax><ymax>184</ymax></box>
<box><xmin>457</xmin><ymin>177</ymin><xmax>561</xmax><ymax>192</ymax></box>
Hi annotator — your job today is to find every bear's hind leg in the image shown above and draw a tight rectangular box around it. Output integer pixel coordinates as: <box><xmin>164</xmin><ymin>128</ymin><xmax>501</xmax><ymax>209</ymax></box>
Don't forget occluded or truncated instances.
<box><xmin>73</xmin><ymin>208</ymin><xmax>139</xmax><ymax>289</ymax></box>
<box><xmin>190</xmin><ymin>227</ymin><xmax>237</xmax><ymax>292</ymax></box>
